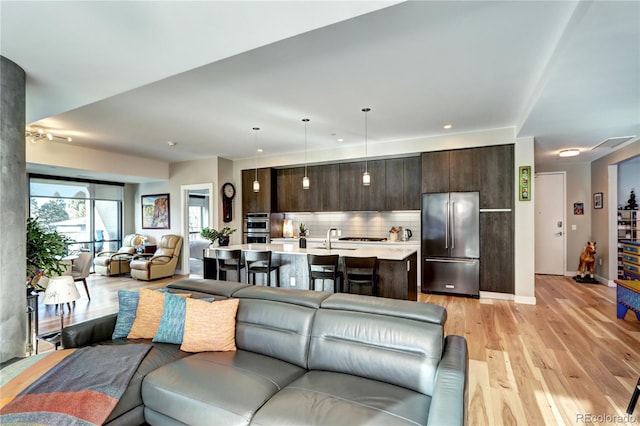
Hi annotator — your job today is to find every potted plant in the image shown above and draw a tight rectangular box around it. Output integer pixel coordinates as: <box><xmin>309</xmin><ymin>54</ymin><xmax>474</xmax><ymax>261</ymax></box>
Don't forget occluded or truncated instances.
<box><xmin>299</xmin><ymin>223</ymin><xmax>308</xmax><ymax>248</ymax></box>
<box><xmin>200</xmin><ymin>226</ymin><xmax>237</xmax><ymax>247</ymax></box>
<box><xmin>26</xmin><ymin>217</ymin><xmax>72</xmax><ymax>293</ymax></box>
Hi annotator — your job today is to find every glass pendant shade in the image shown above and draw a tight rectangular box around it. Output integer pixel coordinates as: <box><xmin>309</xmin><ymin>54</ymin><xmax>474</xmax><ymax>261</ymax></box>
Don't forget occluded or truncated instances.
<box><xmin>253</xmin><ymin>180</ymin><xmax>260</xmax><ymax>192</ymax></box>
<box><xmin>302</xmin><ymin>175</ymin><xmax>310</xmax><ymax>189</ymax></box>
<box><xmin>362</xmin><ymin>171</ymin><xmax>371</xmax><ymax>186</ymax></box>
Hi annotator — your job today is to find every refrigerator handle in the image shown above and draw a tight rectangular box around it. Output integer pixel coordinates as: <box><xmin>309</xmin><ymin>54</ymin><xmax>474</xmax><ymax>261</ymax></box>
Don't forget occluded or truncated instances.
<box><xmin>451</xmin><ymin>201</ymin><xmax>455</xmax><ymax>249</ymax></box>
<box><xmin>445</xmin><ymin>201</ymin><xmax>449</xmax><ymax>249</ymax></box>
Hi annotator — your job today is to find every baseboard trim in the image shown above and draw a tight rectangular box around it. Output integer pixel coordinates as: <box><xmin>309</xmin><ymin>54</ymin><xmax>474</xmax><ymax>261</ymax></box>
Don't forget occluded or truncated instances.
<box><xmin>514</xmin><ymin>295</ymin><xmax>537</xmax><ymax>305</ymax></box>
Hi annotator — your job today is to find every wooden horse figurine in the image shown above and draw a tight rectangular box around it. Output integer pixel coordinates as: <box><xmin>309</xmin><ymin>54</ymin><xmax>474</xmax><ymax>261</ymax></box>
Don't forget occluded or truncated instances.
<box><xmin>578</xmin><ymin>241</ymin><xmax>597</xmax><ymax>278</ymax></box>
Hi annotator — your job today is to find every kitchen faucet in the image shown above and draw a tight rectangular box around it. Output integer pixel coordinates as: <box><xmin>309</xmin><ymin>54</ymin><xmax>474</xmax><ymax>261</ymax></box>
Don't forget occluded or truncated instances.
<box><xmin>326</xmin><ymin>228</ymin><xmax>337</xmax><ymax>250</ymax></box>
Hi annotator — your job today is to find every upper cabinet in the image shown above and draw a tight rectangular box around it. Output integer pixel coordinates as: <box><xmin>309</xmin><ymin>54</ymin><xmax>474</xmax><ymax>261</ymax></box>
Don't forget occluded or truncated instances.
<box><xmin>421</xmin><ymin>149</ymin><xmax>479</xmax><ymax>193</ymax></box>
<box><xmin>242</xmin><ymin>168</ymin><xmax>277</xmax><ymax>213</ymax></box>
<box><xmin>421</xmin><ymin>145</ymin><xmax>513</xmax><ymax>209</ymax></box>
<box><xmin>386</xmin><ymin>156</ymin><xmax>421</xmax><ymax>210</ymax></box>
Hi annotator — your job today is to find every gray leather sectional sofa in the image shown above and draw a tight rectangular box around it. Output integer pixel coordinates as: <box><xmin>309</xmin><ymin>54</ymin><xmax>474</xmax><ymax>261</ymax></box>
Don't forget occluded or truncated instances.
<box><xmin>61</xmin><ymin>278</ymin><xmax>468</xmax><ymax>425</ymax></box>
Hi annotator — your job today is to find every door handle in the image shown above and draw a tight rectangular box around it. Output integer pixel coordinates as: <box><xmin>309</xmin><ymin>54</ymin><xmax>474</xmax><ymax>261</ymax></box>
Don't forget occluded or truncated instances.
<box><xmin>445</xmin><ymin>202</ymin><xmax>449</xmax><ymax>249</ymax></box>
<box><xmin>450</xmin><ymin>201</ymin><xmax>455</xmax><ymax>249</ymax></box>
<box><xmin>555</xmin><ymin>232</ymin><xmax>563</xmax><ymax>236</ymax></box>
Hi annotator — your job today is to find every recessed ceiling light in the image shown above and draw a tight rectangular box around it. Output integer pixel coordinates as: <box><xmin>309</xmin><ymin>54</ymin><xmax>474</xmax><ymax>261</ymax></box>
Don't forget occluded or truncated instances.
<box><xmin>558</xmin><ymin>149</ymin><xmax>580</xmax><ymax>157</ymax></box>
<box><xmin>337</xmin><ymin>138</ymin><xmax>344</xmax><ymax>142</ymax></box>
<box><xmin>443</xmin><ymin>124</ymin><xmax>453</xmax><ymax>130</ymax></box>
<box><xmin>257</xmin><ymin>148</ymin><xmax>263</xmax><ymax>153</ymax></box>
<box><xmin>167</xmin><ymin>141</ymin><xmax>177</xmax><ymax>146</ymax></box>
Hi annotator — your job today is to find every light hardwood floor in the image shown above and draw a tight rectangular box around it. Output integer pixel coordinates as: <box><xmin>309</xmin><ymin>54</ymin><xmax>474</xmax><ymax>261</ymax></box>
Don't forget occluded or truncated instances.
<box><xmin>37</xmin><ymin>272</ymin><xmax>640</xmax><ymax>425</ymax></box>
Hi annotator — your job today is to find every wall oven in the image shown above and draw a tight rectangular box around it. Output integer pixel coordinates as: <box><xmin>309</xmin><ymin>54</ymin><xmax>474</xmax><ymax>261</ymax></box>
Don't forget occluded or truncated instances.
<box><xmin>243</xmin><ymin>213</ymin><xmax>271</xmax><ymax>244</ymax></box>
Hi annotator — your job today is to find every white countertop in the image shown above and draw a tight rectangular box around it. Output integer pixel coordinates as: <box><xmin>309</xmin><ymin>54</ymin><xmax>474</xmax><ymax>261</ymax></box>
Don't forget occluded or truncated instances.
<box><xmin>271</xmin><ymin>237</ymin><xmax>419</xmax><ymax>247</ymax></box>
<box><xmin>205</xmin><ymin>242</ymin><xmax>417</xmax><ymax>261</ymax></box>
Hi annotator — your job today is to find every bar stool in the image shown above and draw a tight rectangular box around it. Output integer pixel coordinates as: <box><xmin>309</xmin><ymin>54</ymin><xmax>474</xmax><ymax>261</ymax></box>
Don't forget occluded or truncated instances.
<box><xmin>215</xmin><ymin>249</ymin><xmax>244</xmax><ymax>282</ymax></box>
<box><xmin>245</xmin><ymin>250</ymin><xmax>280</xmax><ymax>287</ymax></box>
<box><xmin>307</xmin><ymin>254</ymin><xmax>343</xmax><ymax>292</ymax></box>
<box><xmin>344</xmin><ymin>256</ymin><xmax>378</xmax><ymax>296</ymax></box>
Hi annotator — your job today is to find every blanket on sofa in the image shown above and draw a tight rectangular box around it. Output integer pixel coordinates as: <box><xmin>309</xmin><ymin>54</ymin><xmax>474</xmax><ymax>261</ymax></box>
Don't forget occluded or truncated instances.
<box><xmin>0</xmin><ymin>344</ymin><xmax>151</xmax><ymax>426</ymax></box>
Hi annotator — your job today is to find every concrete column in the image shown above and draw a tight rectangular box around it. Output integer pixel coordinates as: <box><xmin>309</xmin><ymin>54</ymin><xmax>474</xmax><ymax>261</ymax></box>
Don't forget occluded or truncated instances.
<box><xmin>0</xmin><ymin>55</ymin><xmax>27</xmax><ymax>362</ymax></box>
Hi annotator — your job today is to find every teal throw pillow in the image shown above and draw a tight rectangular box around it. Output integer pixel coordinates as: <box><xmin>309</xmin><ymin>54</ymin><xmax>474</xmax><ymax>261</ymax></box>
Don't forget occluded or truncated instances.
<box><xmin>153</xmin><ymin>294</ymin><xmax>215</xmax><ymax>344</ymax></box>
<box><xmin>112</xmin><ymin>290</ymin><xmax>140</xmax><ymax>339</ymax></box>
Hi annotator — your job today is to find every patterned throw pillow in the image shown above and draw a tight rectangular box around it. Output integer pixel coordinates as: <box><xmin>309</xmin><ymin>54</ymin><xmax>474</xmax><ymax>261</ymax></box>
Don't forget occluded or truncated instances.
<box><xmin>180</xmin><ymin>298</ymin><xmax>239</xmax><ymax>352</ymax></box>
<box><xmin>112</xmin><ymin>290</ymin><xmax>140</xmax><ymax>339</ymax></box>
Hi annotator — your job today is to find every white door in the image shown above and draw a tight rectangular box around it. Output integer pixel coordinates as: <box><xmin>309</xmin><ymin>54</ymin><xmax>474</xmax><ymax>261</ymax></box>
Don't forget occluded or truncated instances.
<box><xmin>535</xmin><ymin>172</ymin><xmax>566</xmax><ymax>275</ymax></box>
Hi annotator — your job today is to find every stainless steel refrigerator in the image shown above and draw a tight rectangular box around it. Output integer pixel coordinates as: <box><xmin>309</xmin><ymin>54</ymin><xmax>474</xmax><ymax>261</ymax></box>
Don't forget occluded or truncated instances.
<box><xmin>421</xmin><ymin>192</ymin><xmax>480</xmax><ymax>298</ymax></box>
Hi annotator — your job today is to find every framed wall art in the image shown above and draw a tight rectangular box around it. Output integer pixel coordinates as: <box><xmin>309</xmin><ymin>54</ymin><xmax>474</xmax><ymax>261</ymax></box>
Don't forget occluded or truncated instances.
<box><xmin>593</xmin><ymin>192</ymin><xmax>603</xmax><ymax>209</ymax></box>
<box><xmin>142</xmin><ymin>193</ymin><xmax>170</xmax><ymax>229</ymax></box>
<box><xmin>518</xmin><ymin>166</ymin><xmax>531</xmax><ymax>201</ymax></box>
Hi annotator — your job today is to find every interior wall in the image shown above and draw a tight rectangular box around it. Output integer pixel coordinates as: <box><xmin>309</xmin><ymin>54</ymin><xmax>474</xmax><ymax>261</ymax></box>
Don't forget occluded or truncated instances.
<box><xmin>135</xmin><ymin>156</ymin><xmax>219</xmax><ymax>272</ymax></box>
<box><xmin>591</xmin><ymin>140</ymin><xmax>640</xmax><ymax>282</ymax></box>
<box><xmin>536</xmin><ymin>162</ymin><xmax>592</xmax><ymax>274</ymax></box>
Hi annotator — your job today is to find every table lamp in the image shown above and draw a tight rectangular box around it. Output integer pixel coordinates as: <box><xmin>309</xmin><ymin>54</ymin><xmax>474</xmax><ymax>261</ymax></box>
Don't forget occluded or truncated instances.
<box><xmin>42</xmin><ymin>275</ymin><xmax>80</xmax><ymax>332</ymax></box>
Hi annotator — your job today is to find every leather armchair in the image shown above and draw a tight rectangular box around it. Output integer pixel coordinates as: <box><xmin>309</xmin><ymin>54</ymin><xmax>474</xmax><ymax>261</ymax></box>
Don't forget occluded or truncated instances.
<box><xmin>94</xmin><ymin>234</ymin><xmax>144</xmax><ymax>276</ymax></box>
<box><xmin>129</xmin><ymin>235</ymin><xmax>183</xmax><ymax>281</ymax></box>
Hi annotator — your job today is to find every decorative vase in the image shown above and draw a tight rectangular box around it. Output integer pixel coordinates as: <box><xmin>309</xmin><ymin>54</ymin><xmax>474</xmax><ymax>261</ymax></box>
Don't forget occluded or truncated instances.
<box><xmin>299</xmin><ymin>237</ymin><xmax>307</xmax><ymax>249</ymax></box>
<box><xmin>218</xmin><ymin>236</ymin><xmax>230</xmax><ymax>247</ymax></box>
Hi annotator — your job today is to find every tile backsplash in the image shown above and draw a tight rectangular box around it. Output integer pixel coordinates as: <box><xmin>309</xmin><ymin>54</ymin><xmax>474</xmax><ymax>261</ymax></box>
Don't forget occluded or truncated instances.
<box><xmin>282</xmin><ymin>211</ymin><xmax>420</xmax><ymax>240</ymax></box>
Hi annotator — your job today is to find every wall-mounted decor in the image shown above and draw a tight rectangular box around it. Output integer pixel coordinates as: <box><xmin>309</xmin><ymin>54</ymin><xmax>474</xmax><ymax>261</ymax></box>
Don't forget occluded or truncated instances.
<box><xmin>518</xmin><ymin>166</ymin><xmax>531</xmax><ymax>201</ymax></box>
<box><xmin>142</xmin><ymin>193</ymin><xmax>170</xmax><ymax>229</ymax></box>
<box><xmin>574</xmin><ymin>202</ymin><xmax>584</xmax><ymax>215</ymax></box>
<box><xmin>593</xmin><ymin>192</ymin><xmax>603</xmax><ymax>209</ymax></box>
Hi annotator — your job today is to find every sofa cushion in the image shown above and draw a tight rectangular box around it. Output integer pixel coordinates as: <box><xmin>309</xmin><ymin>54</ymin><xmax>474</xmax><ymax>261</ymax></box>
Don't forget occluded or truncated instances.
<box><xmin>167</xmin><ymin>278</ymin><xmax>251</xmax><ymax>300</ymax></box>
<box><xmin>308</xmin><ymin>308</ymin><xmax>444</xmax><ymax>395</ymax></box>
<box><xmin>180</xmin><ymin>298</ymin><xmax>239</xmax><ymax>352</ymax></box>
<box><xmin>141</xmin><ymin>350</ymin><xmax>306</xmax><ymax>425</ymax></box>
<box><xmin>251</xmin><ymin>370</ymin><xmax>430</xmax><ymax>426</ymax></box>
<box><xmin>235</xmin><ymin>297</ymin><xmax>317</xmax><ymax>369</ymax></box>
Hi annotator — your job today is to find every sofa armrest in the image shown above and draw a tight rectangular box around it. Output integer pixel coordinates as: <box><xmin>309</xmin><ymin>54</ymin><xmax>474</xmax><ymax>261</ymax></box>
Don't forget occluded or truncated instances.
<box><xmin>427</xmin><ymin>335</ymin><xmax>468</xmax><ymax>426</ymax></box>
<box><xmin>61</xmin><ymin>313</ymin><xmax>118</xmax><ymax>348</ymax></box>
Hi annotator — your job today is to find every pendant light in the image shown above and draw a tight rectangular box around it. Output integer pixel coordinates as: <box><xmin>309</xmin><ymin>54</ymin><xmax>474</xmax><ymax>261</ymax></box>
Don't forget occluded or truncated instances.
<box><xmin>253</xmin><ymin>127</ymin><xmax>260</xmax><ymax>193</ymax></box>
<box><xmin>302</xmin><ymin>118</ymin><xmax>310</xmax><ymax>190</ymax></box>
<box><xmin>362</xmin><ymin>107</ymin><xmax>371</xmax><ymax>186</ymax></box>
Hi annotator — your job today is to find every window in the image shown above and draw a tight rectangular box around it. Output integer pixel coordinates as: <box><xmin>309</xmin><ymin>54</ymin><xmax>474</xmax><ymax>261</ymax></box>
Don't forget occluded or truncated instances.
<box><xmin>29</xmin><ymin>176</ymin><xmax>124</xmax><ymax>262</ymax></box>
<box><xmin>188</xmin><ymin>194</ymin><xmax>209</xmax><ymax>240</ymax></box>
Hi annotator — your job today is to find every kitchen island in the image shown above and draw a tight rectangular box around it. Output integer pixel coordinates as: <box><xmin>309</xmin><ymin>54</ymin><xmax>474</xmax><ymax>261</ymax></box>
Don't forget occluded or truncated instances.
<box><xmin>203</xmin><ymin>243</ymin><xmax>418</xmax><ymax>301</ymax></box>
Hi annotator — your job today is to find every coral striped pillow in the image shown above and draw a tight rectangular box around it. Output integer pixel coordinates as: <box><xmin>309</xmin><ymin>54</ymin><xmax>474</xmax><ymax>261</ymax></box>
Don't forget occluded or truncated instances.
<box><xmin>180</xmin><ymin>298</ymin><xmax>239</xmax><ymax>352</ymax></box>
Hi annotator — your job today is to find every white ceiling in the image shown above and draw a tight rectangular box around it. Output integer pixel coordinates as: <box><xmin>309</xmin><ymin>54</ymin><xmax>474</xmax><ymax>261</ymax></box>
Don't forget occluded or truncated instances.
<box><xmin>2</xmin><ymin>1</ymin><xmax>639</xmax><ymax>175</ymax></box>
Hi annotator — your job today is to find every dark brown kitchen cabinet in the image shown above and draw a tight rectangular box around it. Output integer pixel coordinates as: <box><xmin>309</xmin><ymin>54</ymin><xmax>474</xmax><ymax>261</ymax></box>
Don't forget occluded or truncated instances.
<box><xmin>421</xmin><ymin>149</ymin><xmax>479</xmax><ymax>193</ymax></box>
<box><xmin>362</xmin><ymin>160</ymin><xmax>386</xmax><ymax>211</ymax></box>
<box><xmin>479</xmin><ymin>211</ymin><xmax>514</xmax><ymax>294</ymax></box>
<box><xmin>276</xmin><ymin>167</ymin><xmax>306</xmax><ymax>212</ymax></box>
<box><xmin>339</xmin><ymin>162</ymin><xmax>364</xmax><ymax>211</ymax></box>
<box><xmin>308</xmin><ymin>164</ymin><xmax>340</xmax><ymax>212</ymax></box>
<box><xmin>386</xmin><ymin>156</ymin><xmax>420</xmax><ymax>210</ymax></box>
<box><xmin>339</xmin><ymin>160</ymin><xmax>386</xmax><ymax>211</ymax></box>
<box><xmin>476</xmin><ymin>145</ymin><xmax>514</xmax><ymax>209</ymax></box>
<box><xmin>242</xmin><ymin>168</ymin><xmax>276</xmax><ymax>214</ymax></box>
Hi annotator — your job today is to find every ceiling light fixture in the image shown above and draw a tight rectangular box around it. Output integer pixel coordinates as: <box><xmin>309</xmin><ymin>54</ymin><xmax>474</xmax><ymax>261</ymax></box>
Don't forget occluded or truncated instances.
<box><xmin>302</xmin><ymin>118</ymin><xmax>310</xmax><ymax>190</ymax></box>
<box><xmin>253</xmin><ymin>127</ymin><xmax>260</xmax><ymax>193</ymax></box>
<box><xmin>167</xmin><ymin>141</ymin><xmax>177</xmax><ymax>146</ymax></box>
<box><xmin>558</xmin><ymin>149</ymin><xmax>580</xmax><ymax>158</ymax></box>
<box><xmin>26</xmin><ymin>127</ymin><xmax>72</xmax><ymax>144</ymax></box>
<box><xmin>443</xmin><ymin>124</ymin><xmax>453</xmax><ymax>130</ymax></box>
<box><xmin>362</xmin><ymin>107</ymin><xmax>371</xmax><ymax>186</ymax></box>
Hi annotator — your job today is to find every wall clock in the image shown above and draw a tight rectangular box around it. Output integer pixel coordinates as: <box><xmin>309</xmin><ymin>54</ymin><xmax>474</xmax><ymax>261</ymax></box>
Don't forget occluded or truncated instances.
<box><xmin>222</xmin><ymin>182</ymin><xmax>235</xmax><ymax>223</ymax></box>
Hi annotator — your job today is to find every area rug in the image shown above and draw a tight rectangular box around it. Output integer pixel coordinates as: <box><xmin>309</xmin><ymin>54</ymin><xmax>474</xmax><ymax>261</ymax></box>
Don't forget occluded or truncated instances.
<box><xmin>0</xmin><ymin>344</ymin><xmax>151</xmax><ymax>425</ymax></box>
